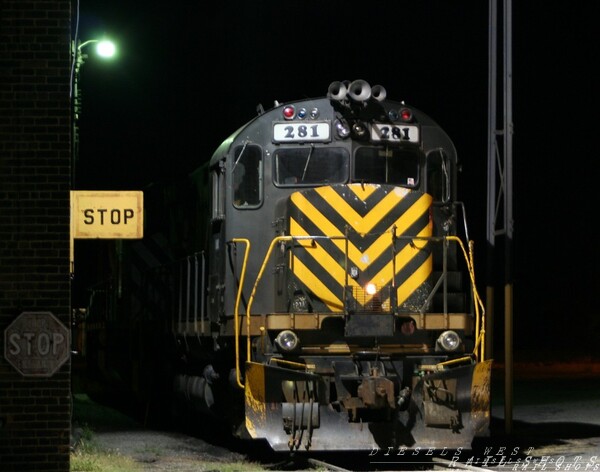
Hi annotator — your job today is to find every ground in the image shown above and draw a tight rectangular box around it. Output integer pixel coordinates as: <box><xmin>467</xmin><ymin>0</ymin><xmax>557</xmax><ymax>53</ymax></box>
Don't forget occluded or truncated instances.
<box><xmin>71</xmin><ymin>393</ymin><xmax>271</xmax><ymax>472</ymax></box>
<box><xmin>71</xmin><ymin>358</ymin><xmax>600</xmax><ymax>471</ymax></box>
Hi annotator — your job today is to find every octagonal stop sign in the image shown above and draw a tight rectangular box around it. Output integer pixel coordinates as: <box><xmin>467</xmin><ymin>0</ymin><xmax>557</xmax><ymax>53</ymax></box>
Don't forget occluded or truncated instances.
<box><xmin>4</xmin><ymin>311</ymin><xmax>70</xmax><ymax>377</ymax></box>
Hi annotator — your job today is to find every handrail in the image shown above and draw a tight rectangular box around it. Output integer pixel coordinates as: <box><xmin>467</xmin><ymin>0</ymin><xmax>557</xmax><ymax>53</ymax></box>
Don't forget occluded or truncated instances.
<box><xmin>447</xmin><ymin>236</ymin><xmax>486</xmax><ymax>362</ymax></box>
<box><xmin>234</xmin><ymin>232</ymin><xmax>486</xmax><ymax>389</ymax></box>
<box><xmin>231</xmin><ymin>238</ymin><xmax>251</xmax><ymax>389</ymax></box>
<box><xmin>231</xmin><ymin>235</ymin><xmax>336</xmax><ymax>388</ymax></box>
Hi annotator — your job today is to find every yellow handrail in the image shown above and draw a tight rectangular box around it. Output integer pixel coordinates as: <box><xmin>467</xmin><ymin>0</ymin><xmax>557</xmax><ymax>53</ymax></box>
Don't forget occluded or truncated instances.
<box><xmin>233</xmin><ymin>233</ymin><xmax>486</xmax><ymax>389</ymax></box>
<box><xmin>447</xmin><ymin>236</ymin><xmax>486</xmax><ymax>362</ymax></box>
<box><xmin>234</xmin><ymin>235</ymin><xmax>334</xmax><ymax>388</ymax></box>
<box><xmin>232</xmin><ymin>235</ymin><xmax>300</xmax><ymax>388</ymax></box>
<box><xmin>231</xmin><ymin>238</ymin><xmax>250</xmax><ymax>389</ymax></box>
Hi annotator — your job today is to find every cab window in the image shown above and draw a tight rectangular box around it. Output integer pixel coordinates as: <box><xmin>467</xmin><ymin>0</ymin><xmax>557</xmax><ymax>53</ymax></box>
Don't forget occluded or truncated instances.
<box><xmin>354</xmin><ymin>147</ymin><xmax>420</xmax><ymax>187</ymax></box>
<box><xmin>426</xmin><ymin>149</ymin><xmax>451</xmax><ymax>202</ymax></box>
<box><xmin>233</xmin><ymin>144</ymin><xmax>262</xmax><ymax>208</ymax></box>
<box><xmin>273</xmin><ymin>147</ymin><xmax>348</xmax><ymax>186</ymax></box>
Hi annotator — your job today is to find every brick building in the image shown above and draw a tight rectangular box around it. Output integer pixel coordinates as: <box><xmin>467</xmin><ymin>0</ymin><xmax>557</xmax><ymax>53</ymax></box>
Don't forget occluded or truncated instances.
<box><xmin>0</xmin><ymin>1</ymin><xmax>73</xmax><ymax>471</ymax></box>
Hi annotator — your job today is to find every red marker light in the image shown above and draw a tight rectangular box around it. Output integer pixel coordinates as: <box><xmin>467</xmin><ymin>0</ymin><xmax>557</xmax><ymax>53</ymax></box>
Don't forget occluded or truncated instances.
<box><xmin>283</xmin><ymin>105</ymin><xmax>295</xmax><ymax>120</ymax></box>
<box><xmin>400</xmin><ymin>108</ymin><xmax>413</xmax><ymax>122</ymax></box>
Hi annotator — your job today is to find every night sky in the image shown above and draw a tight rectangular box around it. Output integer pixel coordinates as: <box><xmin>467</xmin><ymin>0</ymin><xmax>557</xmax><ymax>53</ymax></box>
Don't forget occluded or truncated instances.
<box><xmin>73</xmin><ymin>1</ymin><xmax>597</xmax><ymax>357</ymax></box>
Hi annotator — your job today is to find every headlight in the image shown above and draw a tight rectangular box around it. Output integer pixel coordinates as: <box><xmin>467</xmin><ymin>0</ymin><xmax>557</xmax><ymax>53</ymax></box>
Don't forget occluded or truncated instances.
<box><xmin>335</xmin><ymin>119</ymin><xmax>350</xmax><ymax>139</ymax></box>
<box><xmin>352</xmin><ymin>121</ymin><xmax>367</xmax><ymax>138</ymax></box>
<box><xmin>275</xmin><ymin>330</ymin><xmax>299</xmax><ymax>352</ymax></box>
<box><xmin>365</xmin><ymin>283</ymin><xmax>377</xmax><ymax>295</ymax></box>
<box><xmin>437</xmin><ymin>330</ymin><xmax>461</xmax><ymax>352</ymax></box>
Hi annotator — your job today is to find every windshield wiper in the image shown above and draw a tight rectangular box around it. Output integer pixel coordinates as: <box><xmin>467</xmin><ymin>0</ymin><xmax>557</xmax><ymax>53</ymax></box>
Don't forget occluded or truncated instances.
<box><xmin>301</xmin><ymin>144</ymin><xmax>314</xmax><ymax>182</ymax></box>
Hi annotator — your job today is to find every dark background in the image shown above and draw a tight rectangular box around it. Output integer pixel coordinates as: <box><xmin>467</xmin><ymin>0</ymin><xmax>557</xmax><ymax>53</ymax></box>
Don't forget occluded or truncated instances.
<box><xmin>72</xmin><ymin>0</ymin><xmax>597</xmax><ymax>358</ymax></box>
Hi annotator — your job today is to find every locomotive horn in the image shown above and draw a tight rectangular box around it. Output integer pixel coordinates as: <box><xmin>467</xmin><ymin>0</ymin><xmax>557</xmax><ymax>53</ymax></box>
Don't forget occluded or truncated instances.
<box><xmin>327</xmin><ymin>81</ymin><xmax>348</xmax><ymax>101</ymax></box>
<box><xmin>371</xmin><ymin>84</ymin><xmax>387</xmax><ymax>102</ymax></box>
<box><xmin>348</xmin><ymin>79</ymin><xmax>372</xmax><ymax>102</ymax></box>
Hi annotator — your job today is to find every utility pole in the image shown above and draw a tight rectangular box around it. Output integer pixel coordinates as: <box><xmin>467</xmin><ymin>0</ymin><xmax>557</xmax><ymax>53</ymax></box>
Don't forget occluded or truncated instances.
<box><xmin>486</xmin><ymin>0</ymin><xmax>514</xmax><ymax>434</ymax></box>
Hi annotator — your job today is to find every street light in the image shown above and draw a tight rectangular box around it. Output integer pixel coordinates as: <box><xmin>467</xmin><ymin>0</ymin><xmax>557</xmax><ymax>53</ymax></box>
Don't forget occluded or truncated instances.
<box><xmin>69</xmin><ymin>37</ymin><xmax>118</xmax><ymax>292</ymax></box>
<box><xmin>71</xmin><ymin>38</ymin><xmax>117</xmax><ymax>188</ymax></box>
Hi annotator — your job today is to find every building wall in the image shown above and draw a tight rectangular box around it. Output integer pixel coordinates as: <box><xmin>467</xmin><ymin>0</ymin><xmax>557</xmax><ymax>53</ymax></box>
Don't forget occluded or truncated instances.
<box><xmin>0</xmin><ymin>1</ymin><xmax>72</xmax><ymax>471</ymax></box>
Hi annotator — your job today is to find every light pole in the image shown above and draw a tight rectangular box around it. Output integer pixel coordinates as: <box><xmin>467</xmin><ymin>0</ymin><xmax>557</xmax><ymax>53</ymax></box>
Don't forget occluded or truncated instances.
<box><xmin>71</xmin><ymin>38</ymin><xmax>117</xmax><ymax>188</ymax></box>
<box><xmin>69</xmin><ymin>38</ymin><xmax>117</xmax><ymax>280</ymax></box>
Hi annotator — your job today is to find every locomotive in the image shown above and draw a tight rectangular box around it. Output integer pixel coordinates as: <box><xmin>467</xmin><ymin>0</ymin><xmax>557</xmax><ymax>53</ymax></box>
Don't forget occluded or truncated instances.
<box><xmin>77</xmin><ymin>80</ymin><xmax>491</xmax><ymax>452</ymax></box>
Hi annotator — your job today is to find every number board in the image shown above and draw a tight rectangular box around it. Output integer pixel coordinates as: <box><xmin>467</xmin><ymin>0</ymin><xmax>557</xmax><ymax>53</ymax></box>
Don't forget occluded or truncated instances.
<box><xmin>273</xmin><ymin>121</ymin><xmax>330</xmax><ymax>143</ymax></box>
<box><xmin>371</xmin><ymin>123</ymin><xmax>420</xmax><ymax>143</ymax></box>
